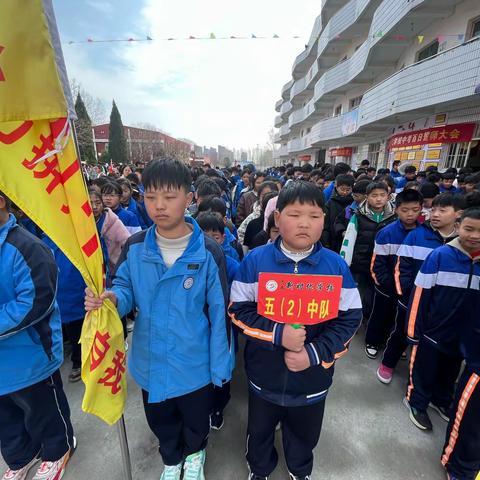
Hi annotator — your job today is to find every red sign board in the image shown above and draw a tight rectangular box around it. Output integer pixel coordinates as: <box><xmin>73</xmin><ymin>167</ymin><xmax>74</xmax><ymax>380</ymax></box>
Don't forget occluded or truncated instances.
<box><xmin>388</xmin><ymin>123</ymin><xmax>476</xmax><ymax>150</ymax></box>
<box><xmin>298</xmin><ymin>155</ymin><xmax>312</xmax><ymax>162</ymax></box>
<box><xmin>329</xmin><ymin>148</ymin><xmax>353</xmax><ymax>157</ymax></box>
<box><xmin>257</xmin><ymin>273</ymin><xmax>343</xmax><ymax>325</ymax></box>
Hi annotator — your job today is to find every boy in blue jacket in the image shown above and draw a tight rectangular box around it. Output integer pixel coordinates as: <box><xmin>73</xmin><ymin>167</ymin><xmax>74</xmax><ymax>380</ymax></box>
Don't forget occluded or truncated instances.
<box><xmin>403</xmin><ymin>203</ymin><xmax>475</xmax><ymax>432</ymax></box>
<box><xmin>229</xmin><ymin>182</ymin><xmax>362</xmax><ymax>480</ymax></box>
<box><xmin>380</xmin><ymin>193</ymin><xmax>463</xmax><ymax>382</ymax></box>
<box><xmin>365</xmin><ymin>189</ymin><xmax>423</xmax><ymax>363</ymax></box>
<box><xmin>0</xmin><ymin>192</ymin><xmax>75</xmax><ymax>480</ymax></box>
<box><xmin>85</xmin><ymin>158</ymin><xmax>231</xmax><ymax>480</ymax></box>
<box><xmin>438</xmin><ymin>208</ymin><xmax>480</xmax><ymax>480</ymax></box>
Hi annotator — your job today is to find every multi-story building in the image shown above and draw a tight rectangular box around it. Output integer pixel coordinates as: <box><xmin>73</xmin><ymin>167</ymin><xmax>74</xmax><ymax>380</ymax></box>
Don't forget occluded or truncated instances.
<box><xmin>92</xmin><ymin>124</ymin><xmax>192</xmax><ymax>163</ymax></box>
<box><xmin>274</xmin><ymin>0</ymin><xmax>480</xmax><ymax>171</ymax></box>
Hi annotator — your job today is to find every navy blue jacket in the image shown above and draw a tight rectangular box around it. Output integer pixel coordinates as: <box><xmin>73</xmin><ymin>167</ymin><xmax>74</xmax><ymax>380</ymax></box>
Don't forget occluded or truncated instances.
<box><xmin>371</xmin><ymin>219</ymin><xmax>418</xmax><ymax>295</ymax></box>
<box><xmin>229</xmin><ymin>238</ymin><xmax>362</xmax><ymax>406</ymax></box>
<box><xmin>395</xmin><ymin>222</ymin><xmax>457</xmax><ymax>307</ymax></box>
<box><xmin>406</xmin><ymin>239</ymin><xmax>480</xmax><ymax>357</ymax></box>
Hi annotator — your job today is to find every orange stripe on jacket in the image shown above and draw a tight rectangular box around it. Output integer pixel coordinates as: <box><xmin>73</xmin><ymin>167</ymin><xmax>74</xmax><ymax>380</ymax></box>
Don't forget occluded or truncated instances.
<box><xmin>406</xmin><ymin>345</ymin><xmax>418</xmax><ymax>402</ymax></box>
<box><xmin>441</xmin><ymin>373</ymin><xmax>480</xmax><ymax>466</ymax></box>
<box><xmin>394</xmin><ymin>258</ymin><xmax>402</xmax><ymax>295</ymax></box>
<box><xmin>370</xmin><ymin>253</ymin><xmax>379</xmax><ymax>286</ymax></box>
<box><xmin>229</xmin><ymin>312</ymin><xmax>273</xmax><ymax>342</ymax></box>
<box><xmin>407</xmin><ymin>287</ymin><xmax>423</xmax><ymax>339</ymax></box>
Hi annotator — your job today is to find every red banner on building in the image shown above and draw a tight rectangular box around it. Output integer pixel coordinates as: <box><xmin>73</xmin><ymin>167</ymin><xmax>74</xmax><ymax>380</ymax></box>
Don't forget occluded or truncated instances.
<box><xmin>388</xmin><ymin>123</ymin><xmax>476</xmax><ymax>150</ymax></box>
<box><xmin>257</xmin><ymin>273</ymin><xmax>343</xmax><ymax>325</ymax></box>
<box><xmin>329</xmin><ymin>147</ymin><xmax>353</xmax><ymax>157</ymax></box>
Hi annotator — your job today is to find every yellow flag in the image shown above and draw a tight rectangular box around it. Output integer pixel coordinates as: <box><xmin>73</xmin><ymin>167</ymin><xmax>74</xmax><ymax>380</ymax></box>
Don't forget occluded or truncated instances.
<box><xmin>0</xmin><ymin>1</ymin><xmax>126</xmax><ymax>426</ymax></box>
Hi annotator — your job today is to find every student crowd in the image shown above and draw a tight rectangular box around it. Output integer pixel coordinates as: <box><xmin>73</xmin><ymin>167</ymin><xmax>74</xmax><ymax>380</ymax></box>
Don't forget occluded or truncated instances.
<box><xmin>0</xmin><ymin>156</ymin><xmax>479</xmax><ymax>480</ymax></box>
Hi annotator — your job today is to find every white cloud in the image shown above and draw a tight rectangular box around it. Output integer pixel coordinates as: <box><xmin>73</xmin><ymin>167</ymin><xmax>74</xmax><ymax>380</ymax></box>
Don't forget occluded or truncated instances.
<box><xmin>62</xmin><ymin>0</ymin><xmax>321</xmax><ymax>148</ymax></box>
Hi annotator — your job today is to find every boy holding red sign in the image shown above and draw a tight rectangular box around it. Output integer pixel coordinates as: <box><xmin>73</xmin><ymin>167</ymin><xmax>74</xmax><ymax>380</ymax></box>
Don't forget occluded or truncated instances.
<box><xmin>229</xmin><ymin>181</ymin><xmax>362</xmax><ymax>480</ymax></box>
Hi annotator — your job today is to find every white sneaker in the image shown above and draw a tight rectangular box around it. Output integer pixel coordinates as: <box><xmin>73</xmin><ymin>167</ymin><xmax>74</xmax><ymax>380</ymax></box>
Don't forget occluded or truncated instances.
<box><xmin>2</xmin><ymin>455</ymin><xmax>40</xmax><ymax>480</ymax></box>
<box><xmin>160</xmin><ymin>463</ymin><xmax>182</xmax><ymax>480</ymax></box>
<box><xmin>183</xmin><ymin>450</ymin><xmax>205</xmax><ymax>480</ymax></box>
<box><xmin>32</xmin><ymin>436</ymin><xmax>76</xmax><ymax>480</ymax></box>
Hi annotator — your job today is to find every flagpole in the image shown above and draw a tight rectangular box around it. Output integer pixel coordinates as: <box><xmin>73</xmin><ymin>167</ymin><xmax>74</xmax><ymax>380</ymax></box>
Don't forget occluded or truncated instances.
<box><xmin>117</xmin><ymin>416</ymin><xmax>133</xmax><ymax>480</ymax></box>
<box><xmin>71</xmin><ymin>120</ymin><xmax>133</xmax><ymax>480</ymax></box>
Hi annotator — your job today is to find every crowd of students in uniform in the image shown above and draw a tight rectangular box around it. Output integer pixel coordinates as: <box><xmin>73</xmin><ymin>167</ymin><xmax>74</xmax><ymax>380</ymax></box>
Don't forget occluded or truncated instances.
<box><xmin>0</xmin><ymin>156</ymin><xmax>479</xmax><ymax>480</ymax></box>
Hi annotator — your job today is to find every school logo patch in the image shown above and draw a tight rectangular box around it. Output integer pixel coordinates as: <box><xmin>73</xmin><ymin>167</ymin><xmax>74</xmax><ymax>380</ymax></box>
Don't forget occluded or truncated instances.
<box><xmin>266</xmin><ymin>280</ymin><xmax>278</xmax><ymax>292</ymax></box>
<box><xmin>183</xmin><ymin>277</ymin><xmax>194</xmax><ymax>290</ymax></box>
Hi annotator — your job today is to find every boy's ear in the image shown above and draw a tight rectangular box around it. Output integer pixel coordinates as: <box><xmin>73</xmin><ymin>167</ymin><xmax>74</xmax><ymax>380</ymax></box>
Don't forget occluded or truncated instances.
<box><xmin>187</xmin><ymin>191</ymin><xmax>194</xmax><ymax>205</ymax></box>
<box><xmin>0</xmin><ymin>196</ymin><xmax>6</xmax><ymax>210</ymax></box>
<box><xmin>223</xmin><ymin>216</ymin><xmax>228</xmax><ymax>225</ymax></box>
<box><xmin>274</xmin><ymin>209</ymin><xmax>280</xmax><ymax>228</ymax></box>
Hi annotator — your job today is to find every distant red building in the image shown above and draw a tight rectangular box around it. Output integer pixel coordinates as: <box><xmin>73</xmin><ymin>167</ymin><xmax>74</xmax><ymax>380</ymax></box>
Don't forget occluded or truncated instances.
<box><xmin>92</xmin><ymin>124</ymin><xmax>192</xmax><ymax>163</ymax></box>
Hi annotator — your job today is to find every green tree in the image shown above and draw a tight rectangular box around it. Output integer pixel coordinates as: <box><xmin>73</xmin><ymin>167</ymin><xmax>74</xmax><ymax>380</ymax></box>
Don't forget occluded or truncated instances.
<box><xmin>74</xmin><ymin>93</ymin><xmax>96</xmax><ymax>164</ymax></box>
<box><xmin>108</xmin><ymin>100</ymin><xmax>128</xmax><ymax>164</ymax></box>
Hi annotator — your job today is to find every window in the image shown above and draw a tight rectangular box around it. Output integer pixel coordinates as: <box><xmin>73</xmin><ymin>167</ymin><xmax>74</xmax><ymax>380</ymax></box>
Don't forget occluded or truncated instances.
<box><xmin>368</xmin><ymin>143</ymin><xmax>381</xmax><ymax>167</ymax></box>
<box><xmin>349</xmin><ymin>96</ymin><xmax>363</xmax><ymax>111</ymax></box>
<box><xmin>445</xmin><ymin>143</ymin><xmax>470</xmax><ymax>168</ymax></box>
<box><xmin>334</xmin><ymin>105</ymin><xmax>342</xmax><ymax>117</ymax></box>
<box><xmin>468</xmin><ymin>16</ymin><xmax>480</xmax><ymax>40</ymax></box>
<box><xmin>417</xmin><ymin>40</ymin><xmax>439</xmax><ymax>62</ymax></box>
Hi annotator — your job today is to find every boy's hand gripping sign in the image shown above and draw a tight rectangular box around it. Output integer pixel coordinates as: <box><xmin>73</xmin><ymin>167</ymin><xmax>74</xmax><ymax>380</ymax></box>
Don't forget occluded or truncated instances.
<box><xmin>257</xmin><ymin>273</ymin><xmax>343</xmax><ymax>325</ymax></box>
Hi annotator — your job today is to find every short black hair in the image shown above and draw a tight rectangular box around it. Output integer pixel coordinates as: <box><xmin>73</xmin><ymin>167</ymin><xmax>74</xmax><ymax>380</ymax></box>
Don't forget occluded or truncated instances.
<box><xmin>277</xmin><ymin>181</ymin><xmax>324</xmax><ymax>212</ymax></box>
<box><xmin>266</xmin><ymin>212</ymin><xmax>276</xmax><ymax>237</ymax></box>
<box><xmin>366</xmin><ymin>182</ymin><xmax>389</xmax><ymax>195</ymax></box>
<box><xmin>460</xmin><ymin>207</ymin><xmax>480</xmax><ymax>222</ymax></box>
<box><xmin>404</xmin><ymin>166</ymin><xmax>417</xmax><ymax>174</ymax></box>
<box><xmin>301</xmin><ymin>163</ymin><xmax>314</xmax><ymax>173</ymax></box>
<box><xmin>196</xmin><ymin>179</ymin><xmax>222</xmax><ymax>198</ymax></box>
<box><xmin>335</xmin><ymin>174</ymin><xmax>354</xmax><ymax>188</ymax></box>
<box><xmin>353</xmin><ymin>179</ymin><xmax>370</xmax><ymax>194</ymax></box>
<box><xmin>393</xmin><ymin>160</ymin><xmax>401</xmax><ymax>167</ymax></box>
<box><xmin>88</xmin><ymin>188</ymin><xmax>103</xmax><ymax>202</ymax></box>
<box><xmin>464</xmin><ymin>191</ymin><xmax>480</xmax><ymax>209</ymax></box>
<box><xmin>117</xmin><ymin>178</ymin><xmax>133</xmax><ymax>191</ymax></box>
<box><xmin>196</xmin><ymin>212</ymin><xmax>225</xmax><ymax>234</ymax></box>
<box><xmin>425</xmin><ymin>165</ymin><xmax>438</xmax><ymax>173</ymax></box>
<box><xmin>101</xmin><ymin>181</ymin><xmax>122</xmax><ymax>196</ymax></box>
<box><xmin>395</xmin><ymin>189</ymin><xmax>423</xmax><ymax>208</ymax></box>
<box><xmin>126</xmin><ymin>173</ymin><xmax>139</xmax><ymax>184</ymax></box>
<box><xmin>143</xmin><ymin>157</ymin><xmax>192</xmax><ymax>192</ymax></box>
<box><xmin>419</xmin><ymin>182</ymin><xmax>440</xmax><ymax>199</ymax></box>
<box><xmin>377</xmin><ymin>168</ymin><xmax>390</xmax><ymax>175</ymax></box>
<box><xmin>261</xmin><ymin>191</ymin><xmax>278</xmax><ymax>212</ymax></box>
<box><xmin>427</xmin><ymin>172</ymin><xmax>442</xmax><ymax>184</ymax></box>
<box><xmin>91</xmin><ymin>177</ymin><xmax>109</xmax><ymax>189</ymax></box>
<box><xmin>333</xmin><ymin>162</ymin><xmax>352</xmax><ymax>177</ymax></box>
<box><xmin>375</xmin><ymin>174</ymin><xmax>395</xmax><ymax>191</ymax></box>
<box><xmin>432</xmin><ymin>193</ymin><xmax>466</xmax><ymax>211</ymax></box>
<box><xmin>366</xmin><ymin>167</ymin><xmax>377</xmax><ymax>173</ymax></box>
<box><xmin>197</xmin><ymin>196</ymin><xmax>227</xmax><ymax>217</ymax></box>
<box><xmin>442</xmin><ymin>172</ymin><xmax>456</xmax><ymax>180</ymax></box>
<box><xmin>360</xmin><ymin>159</ymin><xmax>370</xmax><ymax>166</ymax></box>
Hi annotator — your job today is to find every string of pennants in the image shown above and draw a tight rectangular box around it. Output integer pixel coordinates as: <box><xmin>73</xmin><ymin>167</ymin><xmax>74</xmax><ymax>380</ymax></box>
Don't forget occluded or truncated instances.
<box><xmin>65</xmin><ymin>32</ymin><xmax>467</xmax><ymax>45</ymax></box>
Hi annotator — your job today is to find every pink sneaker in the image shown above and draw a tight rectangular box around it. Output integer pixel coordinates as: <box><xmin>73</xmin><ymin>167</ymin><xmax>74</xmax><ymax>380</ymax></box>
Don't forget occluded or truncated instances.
<box><xmin>32</xmin><ymin>437</ymin><xmax>76</xmax><ymax>480</ymax></box>
<box><xmin>2</xmin><ymin>455</ymin><xmax>40</xmax><ymax>480</ymax></box>
<box><xmin>376</xmin><ymin>364</ymin><xmax>394</xmax><ymax>384</ymax></box>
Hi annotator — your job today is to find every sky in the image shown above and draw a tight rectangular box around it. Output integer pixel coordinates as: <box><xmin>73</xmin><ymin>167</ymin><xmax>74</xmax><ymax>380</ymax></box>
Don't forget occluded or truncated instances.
<box><xmin>53</xmin><ymin>0</ymin><xmax>320</xmax><ymax>149</ymax></box>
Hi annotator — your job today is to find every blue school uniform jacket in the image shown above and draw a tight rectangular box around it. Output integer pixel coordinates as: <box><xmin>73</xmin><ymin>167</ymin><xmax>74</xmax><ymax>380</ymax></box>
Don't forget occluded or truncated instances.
<box><xmin>0</xmin><ymin>215</ymin><xmax>63</xmax><ymax>395</ymax></box>
<box><xmin>42</xmin><ymin>237</ymin><xmax>86</xmax><ymax>323</ymax></box>
<box><xmin>371</xmin><ymin>219</ymin><xmax>418</xmax><ymax>295</ymax></box>
<box><xmin>395</xmin><ymin>222</ymin><xmax>456</xmax><ymax>306</ymax></box>
<box><xmin>111</xmin><ymin>216</ymin><xmax>232</xmax><ymax>403</ymax></box>
<box><xmin>229</xmin><ymin>238</ymin><xmax>362</xmax><ymax>406</ymax></box>
<box><xmin>406</xmin><ymin>239</ymin><xmax>480</xmax><ymax>356</ymax></box>
<box><xmin>112</xmin><ymin>206</ymin><xmax>141</xmax><ymax>235</ymax></box>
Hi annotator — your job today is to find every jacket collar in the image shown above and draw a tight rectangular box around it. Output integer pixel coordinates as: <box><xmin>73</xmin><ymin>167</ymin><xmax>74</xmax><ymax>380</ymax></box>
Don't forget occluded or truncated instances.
<box><xmin>357</xmin><ymin>199</ymin><xmax>395</xmax><ymax>220</ymax></box>
<box><xmin>423</xmin><ymin>221</ymin><xmax>457</xmax><ymax>242</ymax></box>
<box><xmin>448</xmin><ymin>237</ymin><xmax>480</xmax><ymax>262</ymax></box>
<box><xmin>142</xmin><ymin>216</ymin><xmax>206</xmax><ymax>265</ymax></box>
<box><xmin>0</xmin><ymin>214</ymin><xmax>17</xmax><ymax>248</ymax></box>
<box><xmin>272</xmin><ymin>236</ymin><xmax>323</xmax><ymax>266</ymax></box>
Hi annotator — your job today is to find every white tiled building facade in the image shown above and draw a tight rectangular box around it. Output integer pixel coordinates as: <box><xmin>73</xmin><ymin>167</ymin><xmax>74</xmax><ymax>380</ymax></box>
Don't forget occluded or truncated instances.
<box><xmin>274</xmin><ymin>0</ymin><xmax>480</xmax><ymax>171</ymax></box>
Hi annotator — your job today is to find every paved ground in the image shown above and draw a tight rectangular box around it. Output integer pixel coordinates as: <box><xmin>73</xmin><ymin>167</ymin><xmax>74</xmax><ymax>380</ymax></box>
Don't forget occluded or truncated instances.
<box><xmin>1</xmin><ymin>328</ymin><xmax>449</xmax><ymax>480</ymax></box>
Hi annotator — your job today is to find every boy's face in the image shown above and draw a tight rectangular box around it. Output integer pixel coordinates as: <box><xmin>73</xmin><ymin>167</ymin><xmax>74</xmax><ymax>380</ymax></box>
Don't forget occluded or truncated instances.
<box><xmin>274</xmin><ymin>201</ymin><xmax>324</xmax><ymax>252</ymax></box>
<box><xmin>254</xmin><ymin>176</ymin><xmax>265</xmax><ymax>192</ymax></box>
<box><xmin>465</xmin><ymin>182</ymin><xmax>475</xmax><ymax>193</ymax></box>
<box><xmin>89</xmin><ymin>194</ymin><xmax>104</xmax><ymax>220</ymax></box>
<box><xmin>336</xmin><ymin>184</ymin><xmax>352</xmax><ymax>197</ymax></box>
<box><xmin>102</xmin><ymin>192</ymin><xmax>121</xmax><ymax>210</ymax></box>
<box><xmin>315</xmin><ymin>177</ymin><xmax>325</xmax><ymax>189</ymax></box>
<box><xmin>430</xmin><ymin>205</ymin><xmax>457</xmax><ymax>230</ymax></box>
<box><xmin>442</xmin><ymin>178</ymin><xmax>454</xmax><ymax>189</ymax></box>
<box><xmin>269</xmin><ymin>226</ymin><xmax>280</xmax><ymax>242</ymax></box>
<box><xmin>242</xmin><ymin>173</ymin><xmax>250</xmax><ymax>186</ymax></box>
<box><xmin>352</xmin><ymin>192</ymin><xmax>366</xmax><ymax>204</ymax></box>
<box><xmin>204</xmin><ymin>229</ymin><xmax>224</xmax><ymax>245</ymax></box>
<box><xmin>458</xmin><ymin>217</ymin><xmax>480</xmax><ymax>252</ymax></box>
<box><xmin>396</xmin><ymin>202</ymin><xmax>422</xmax><ymax>228</ymax></box>
<box><xmin>406</xmin><ymin>172</ymin><xmax>417</xmax><ymax>181</ymax></box>
<box><xmin>144</xmin><ymin>187</ymin><xmax>193</xmax><ymax>231</ymax></box>
<box><xmin>367</xmin><ymin>189</ymin><xmax>388</xmax><ymax>211</ymax></box>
